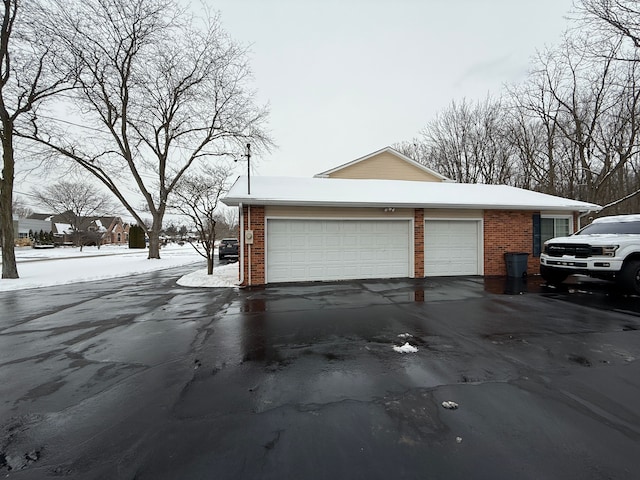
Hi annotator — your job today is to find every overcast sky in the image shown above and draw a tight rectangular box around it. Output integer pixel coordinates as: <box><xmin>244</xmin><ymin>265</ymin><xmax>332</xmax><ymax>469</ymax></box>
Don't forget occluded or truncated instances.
<box><xmin>16</xmin><ymin>0</ymin><xmax>577</xmax><ymax>218</ymax></box>
<box><xmin>215</xmin><ymin>0</ymin><xmax>576</xmax><ymax>178</ymax></box>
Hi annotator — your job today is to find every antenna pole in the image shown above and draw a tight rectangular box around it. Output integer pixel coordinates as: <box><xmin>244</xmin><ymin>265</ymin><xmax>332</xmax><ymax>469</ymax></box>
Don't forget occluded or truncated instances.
<box><xmin>246</xmin><ymin>143</ymin><xmax>251</xmax><ymax>195</ymax></box>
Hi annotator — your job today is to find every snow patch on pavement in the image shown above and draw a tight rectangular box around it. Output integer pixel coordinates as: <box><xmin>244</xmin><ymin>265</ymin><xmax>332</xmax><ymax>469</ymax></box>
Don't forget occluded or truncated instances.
<box><xmin>393</xmin><ymin>342</ymin><xmax>418</xmax><ymax>353</ymax></box>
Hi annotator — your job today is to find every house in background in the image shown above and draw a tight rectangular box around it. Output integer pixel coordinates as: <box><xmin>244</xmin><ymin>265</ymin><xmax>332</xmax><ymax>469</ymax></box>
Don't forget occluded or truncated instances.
<box><xmin>25</xmin><ymin>212</ymin><xmax>130</xmax><ymax>246</ymax></box>
<box><xmin>93</xmin><ymin>217</ymin><xmax>130</xmax><ymax>245</ymax></box>
<box><xmin>18</xmin><ymin>214</ymin><xmax>53</xmax><ymax>238</ymax></box>
<box><xmin>222</xmin><ymin>147</ymin><xmax>601</xmax><ymax>286</ymax></box>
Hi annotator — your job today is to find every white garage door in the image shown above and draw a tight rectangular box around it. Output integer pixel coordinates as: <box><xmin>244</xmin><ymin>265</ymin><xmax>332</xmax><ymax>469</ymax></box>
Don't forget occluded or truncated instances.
<box><xmin>424</xmin><ymin>220</ymin><xmax>480</xmax><ymax>276</ymax></box>
<box><xmin>267</xmin><ymin>219</ymin><xmax>411</xmax><ymax>283</ymax></box>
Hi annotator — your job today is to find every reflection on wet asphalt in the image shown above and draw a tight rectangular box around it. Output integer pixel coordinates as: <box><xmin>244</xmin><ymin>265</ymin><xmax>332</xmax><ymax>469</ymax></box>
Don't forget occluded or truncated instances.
<box><xmin>0</xmin><ymin>271</ymin><xmax>639</xmax><ymax>479</ymax></box>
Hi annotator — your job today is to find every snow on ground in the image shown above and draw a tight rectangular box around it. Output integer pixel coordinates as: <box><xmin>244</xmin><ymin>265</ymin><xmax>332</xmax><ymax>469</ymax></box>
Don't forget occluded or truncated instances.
<box><xmin>176</xmin><ymin>263</ymin><xmax>240</xmax><ymax>288</ymax></box>
<box><xmin>393</xmin><ymin>342</ymin><xmax>418</xmax><ymax>354</ymax></box>
<box><xmin>0</xmin><ymin>244</ymin><xmax>239</xmax><ymax>291</ymax></box>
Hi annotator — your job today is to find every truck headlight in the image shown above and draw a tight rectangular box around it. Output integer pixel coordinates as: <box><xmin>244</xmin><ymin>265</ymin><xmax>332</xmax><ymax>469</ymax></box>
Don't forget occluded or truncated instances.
<box><xmin>602</xmin><ymin>245</ymin><xmax>618</xmax><ymax>257</ymax></box>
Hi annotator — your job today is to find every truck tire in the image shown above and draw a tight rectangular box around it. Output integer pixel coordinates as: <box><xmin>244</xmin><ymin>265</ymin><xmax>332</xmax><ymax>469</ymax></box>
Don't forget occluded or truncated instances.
<box><xmin>540</xmin><ymin>265</ymin><xmax>569</xmax><ymax>285</ymax></box>
<box><xmin>617</xmin><ymin>260</ymin><xmax>640</xmax><ymax>295</ymax></box>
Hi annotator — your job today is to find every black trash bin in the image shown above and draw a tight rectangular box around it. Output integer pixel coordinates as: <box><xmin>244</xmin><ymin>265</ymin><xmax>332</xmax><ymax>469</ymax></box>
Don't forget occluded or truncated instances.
<box><xmin>504</xmin><ymin>252</ymin><xmax>529</xmax><ymax>277</ymax></box>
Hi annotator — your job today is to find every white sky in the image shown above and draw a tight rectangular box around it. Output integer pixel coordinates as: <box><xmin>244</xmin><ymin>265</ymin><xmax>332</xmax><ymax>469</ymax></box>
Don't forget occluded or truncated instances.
<box><xmin>214</xmin><ymin>0</ymin><xmax>576</xmax><ymax>178</ymax></box>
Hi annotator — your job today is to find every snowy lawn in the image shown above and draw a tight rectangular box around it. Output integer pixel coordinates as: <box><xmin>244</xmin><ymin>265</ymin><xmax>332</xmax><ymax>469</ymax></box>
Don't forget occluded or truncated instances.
<box><xmin>0</xmin><ymin>243</ymin><xmax>239</xmax><ymax>291</ymax></box>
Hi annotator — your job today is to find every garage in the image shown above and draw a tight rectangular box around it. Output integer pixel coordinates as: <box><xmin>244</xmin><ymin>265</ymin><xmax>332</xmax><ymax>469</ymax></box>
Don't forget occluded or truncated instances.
<box><xmin>266</xmin><ymin>219</ymin><xmax>411</xmax><ymax>283</ymax></box>
<box><xmin>424</xmin><ymin>220</ymin><xmax>481</xmax><ymax>276</ymax></box>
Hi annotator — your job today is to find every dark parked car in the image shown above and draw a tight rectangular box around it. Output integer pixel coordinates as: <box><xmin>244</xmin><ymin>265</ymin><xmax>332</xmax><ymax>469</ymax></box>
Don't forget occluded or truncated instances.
<box><xmin>218</xmin><ymin>238</ymin><xmax>239</xmax><ymax>260</ymax></box>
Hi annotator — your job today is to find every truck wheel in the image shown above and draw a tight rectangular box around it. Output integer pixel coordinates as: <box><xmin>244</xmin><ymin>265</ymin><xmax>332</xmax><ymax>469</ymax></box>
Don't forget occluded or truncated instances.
<box><xmin>540</xmin><ymin>265</ymin><xmax>569</xmax><ymax>285</ymax></box>
<box><xmin>617</xmin><ymin>260</ymin><xmax>640</xmax><ymax>295</ymax></box>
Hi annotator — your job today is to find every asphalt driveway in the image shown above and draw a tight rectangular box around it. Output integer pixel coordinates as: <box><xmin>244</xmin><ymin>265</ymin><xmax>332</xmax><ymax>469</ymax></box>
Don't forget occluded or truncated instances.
<box><xmin>1</xmin><ymin>271</ymin><xmax>639</xmax><ymax>479</ymax></box>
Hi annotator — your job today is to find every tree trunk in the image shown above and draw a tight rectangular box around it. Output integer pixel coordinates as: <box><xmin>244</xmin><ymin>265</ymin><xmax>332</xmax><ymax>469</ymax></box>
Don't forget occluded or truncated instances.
<box><xmin>147</xmin><ymin>217</ymin><xmax>162</xmax><ymax>259</ymax></box>
<box><xmin>207</xmin><ymin>256</ymin><xmax>213</xmax><ymax>275</ymax></box>
<box><xmin>1</xmin><ymin>127</ymin><xmax>19</xmax><ymax>279</ymax></box>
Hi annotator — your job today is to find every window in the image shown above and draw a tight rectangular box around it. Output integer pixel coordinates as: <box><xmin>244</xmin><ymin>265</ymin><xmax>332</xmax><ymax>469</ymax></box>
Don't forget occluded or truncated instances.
<box><xmin>533</xmin><ymin>214</ymin><xmax>573</xmax><ymax>257</ymax></box>
<box><xmin>541</xmin><ymin>217</ymin><xmax>570</xmax><ymax>244</ymax></box>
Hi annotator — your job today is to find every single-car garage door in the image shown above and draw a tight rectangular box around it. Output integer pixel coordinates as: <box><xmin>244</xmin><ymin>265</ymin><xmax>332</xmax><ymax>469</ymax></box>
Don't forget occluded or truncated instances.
<box><xmin>424</xmin><ymin>220</ymin><xmax>481</xmax><ymax>276</ymax></box>
<box><xmin>267</xmin><ymin>219</ymin><xmax>411</xmax><ymax>283</ymax></box>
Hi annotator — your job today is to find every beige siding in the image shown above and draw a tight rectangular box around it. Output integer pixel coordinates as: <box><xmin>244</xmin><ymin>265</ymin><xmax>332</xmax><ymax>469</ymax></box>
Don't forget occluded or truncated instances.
<box><xmin>424</xmin><ymin>209</ymin><xmax>483</xmax><ymax>219</ymax></box>
<box><xmin>266</xmin><ymin>206</ymin><xmax>413</xmax><ymax>218</ymax></box>
<box><xmin>327</xmin><ymin>152</ymin><xmax>441</xmax><ymax>181</ymax></box>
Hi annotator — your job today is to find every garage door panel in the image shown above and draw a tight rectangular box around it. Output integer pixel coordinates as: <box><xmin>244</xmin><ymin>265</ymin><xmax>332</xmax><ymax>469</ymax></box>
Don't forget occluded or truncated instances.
<box><xmin>290</xmin><ymin>236</ymin><xmax>307</xmax><ymax>248</ymax></box>
<box><xmin>358</xmin><ymin>236</ymin><xmax>375</xmax><ymax>247</ymax></box>
<box><xmin>267</xmin><ymin>219</ymin><xmax>410</xmax><ymax>283</ymax></box>
<box><xmin>425</xmin><ymin>220</ymin><xmax>480</xmax><ymax>276</ymax></box>
<box><xmin>290</xmin><ymin>251</ymin><xmax>308</xmax><ymax>263</ymax></box>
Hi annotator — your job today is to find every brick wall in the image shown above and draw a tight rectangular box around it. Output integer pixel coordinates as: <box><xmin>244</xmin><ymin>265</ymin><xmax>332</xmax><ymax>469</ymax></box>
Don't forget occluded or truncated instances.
<box><xmin>414</xmin><ymin>209</ymin><xmax>424</xmax><ymax>277</ymax></box>
<box><xmin>484</xmin><ymin>210</ymin><xmax>540</xmax><ymax>276</ymax></box>
<box><xmin>241</xmin><ymin>205</ymin><xmax>265</xmax><ymax>286</ymax></box>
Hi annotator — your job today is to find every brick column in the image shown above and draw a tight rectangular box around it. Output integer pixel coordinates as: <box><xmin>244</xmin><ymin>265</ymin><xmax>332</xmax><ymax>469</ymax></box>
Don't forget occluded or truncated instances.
<box><xmin>241</xmin><ymin>205</ymin><xmax>266</xmax><ymax>286</ymax></box>
<box><xmin>414</xmin><ymin>209</ymin><xmax>424</xmax><ymax>278</ymax></box>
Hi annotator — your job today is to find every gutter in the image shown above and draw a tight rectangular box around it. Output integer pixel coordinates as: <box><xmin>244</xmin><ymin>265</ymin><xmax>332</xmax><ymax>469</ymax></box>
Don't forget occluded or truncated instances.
<box><xmin>222</xmin><ymin>198</ymin><xmax>600</xmax><ymax>212</ymax></box>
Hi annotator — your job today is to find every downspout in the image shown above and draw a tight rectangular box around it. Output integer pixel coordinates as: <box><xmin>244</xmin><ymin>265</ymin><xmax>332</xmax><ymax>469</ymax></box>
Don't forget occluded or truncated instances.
<box><xmin>248</xmin><ymin>205</ymin><xmax>252</xmax><ymax>286</ymax></box>
<box><xmin>239</xmin><ymin>203</ymin><xmax>244</xmax><ymax>286</ymax></box>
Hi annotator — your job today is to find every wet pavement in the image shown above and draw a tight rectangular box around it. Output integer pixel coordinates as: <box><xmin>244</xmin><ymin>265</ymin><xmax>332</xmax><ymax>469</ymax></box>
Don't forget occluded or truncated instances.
<box><xmin>1</xmin><ymin>270</ymin><xmax>639</xmax><ymax>479</ymax></box>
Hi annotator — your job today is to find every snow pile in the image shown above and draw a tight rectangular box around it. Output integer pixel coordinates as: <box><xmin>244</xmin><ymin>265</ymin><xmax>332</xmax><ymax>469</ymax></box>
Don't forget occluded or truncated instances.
<box><xmin>442</xmin><ymin>401</ymin><xmax>459</xmax><ymax>410</ymax></box>
<box><xmin>176</xmin><ymin>263</ymin><xmax>239</xmax><ymax>288</ymax></box>
<box><xmin>393</xmin><ymin>342</ymin><xmax>418</xmax><ymax>353</ymax></box>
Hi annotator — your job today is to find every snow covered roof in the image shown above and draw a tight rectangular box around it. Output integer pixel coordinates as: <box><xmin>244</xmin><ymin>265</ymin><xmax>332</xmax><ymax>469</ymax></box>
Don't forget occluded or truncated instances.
<box><xmin>222</xmin><ymin>176</ymin><xmax>602</xmax><ymax>212</ymax></box>
<box><xmin>54</xmin><ymin>223</ymin><xmax>73</xmax><ymax>234</ymax></box>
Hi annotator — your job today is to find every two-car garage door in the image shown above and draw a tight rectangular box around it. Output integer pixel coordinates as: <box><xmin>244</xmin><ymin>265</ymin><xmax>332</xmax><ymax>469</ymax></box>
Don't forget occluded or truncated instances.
<box><xmin>266</xmin><ymin>219</ymin><xmax>411</xmax><ymax>283</ymax></box>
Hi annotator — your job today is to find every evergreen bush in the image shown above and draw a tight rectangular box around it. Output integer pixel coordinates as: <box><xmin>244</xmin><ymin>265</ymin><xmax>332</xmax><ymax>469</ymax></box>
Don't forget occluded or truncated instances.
<box><xmin>129</xmin><ymin>225</ymin><xmax>146</xmax><ymax>249</ymax></box>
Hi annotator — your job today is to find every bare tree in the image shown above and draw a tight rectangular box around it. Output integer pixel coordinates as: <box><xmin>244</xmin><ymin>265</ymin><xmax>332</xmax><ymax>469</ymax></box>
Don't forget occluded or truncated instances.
<box><xmin>578</xmin><ymin>0</ymin><xmax>640</xmax><ymax>50</ymax></box>
<box><xmin>31</xmin><ymin>180</ymin><xmax>118</xmax><ymax>250</ymax></box>
<box><xmin>25</xmin><ymin>0</ymin><xmax>270</xmax><ymax>260</ymax></box>
<box><xmin>220</xmin><ymin>206</ymin><xmax>238</xmax><ymax>235</ymax></box>
<box><xmin>170</xmin><ymin>165</ymin><xmax>231</xmax><ymax>274</ymax></box>
<box><xmin>508</xmin><ymin>32</ymin><xmax>640</xmax><ymax>211</ymax></box>
<box><xmin>0</xmin><ymin>0</ymin><xmax>74</xmax><ymax>279</ymax></box>
<box><xmin>403</xmin><ymin>97</ymin><xmax>515</xmax><ymax>185</ymax></box>
<box><xmin>11</xmin><ymin>194</ymin><xmax>32</xmax><ymax>218</ymax></box>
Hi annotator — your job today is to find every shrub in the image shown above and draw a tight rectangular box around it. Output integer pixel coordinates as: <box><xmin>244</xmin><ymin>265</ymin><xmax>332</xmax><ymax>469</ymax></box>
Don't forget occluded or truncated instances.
<box><xmin>129</xmin><ymin>225</ymin><xmax>146</xmax><ymax>249</ymax></box>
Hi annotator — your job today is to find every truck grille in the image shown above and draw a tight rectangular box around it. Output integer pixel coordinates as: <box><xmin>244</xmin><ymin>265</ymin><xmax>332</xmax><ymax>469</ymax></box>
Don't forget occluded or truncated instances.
<box><xmin>545</xmin><ymin>243</ymin><xmax>599</xmax><ymax>258</ymax></box>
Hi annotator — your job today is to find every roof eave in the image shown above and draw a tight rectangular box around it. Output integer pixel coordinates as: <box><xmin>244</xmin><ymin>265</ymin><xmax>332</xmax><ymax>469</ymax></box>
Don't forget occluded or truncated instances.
<box><xmin>221</xmin><ymin>196</ymin><xmax>599</xmax><ymax>212</ymax></box>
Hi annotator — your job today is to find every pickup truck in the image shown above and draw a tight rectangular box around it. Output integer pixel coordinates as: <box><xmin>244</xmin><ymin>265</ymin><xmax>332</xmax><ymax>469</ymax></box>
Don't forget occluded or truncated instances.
<box><xmin>540</xmin><ymin>214</ymin><xmax>640</xmax><ymax>294</ymax></box>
